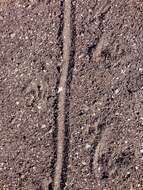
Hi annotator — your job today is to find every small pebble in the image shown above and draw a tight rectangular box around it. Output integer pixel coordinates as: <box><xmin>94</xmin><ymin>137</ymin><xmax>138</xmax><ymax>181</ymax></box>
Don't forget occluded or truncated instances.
<box><xmin>16</xmin><ymin>101</ymin><xmax>20</xmax><ymax>105</ymax></box>
<box><xmin>115</xmin><ymin>89</ymin><xmax>119</xmax><ymax>94</ymax></box>
<box><xmin>82</xmin><ymin>161</ymin><xmax>86</xmax><ymax>165</ymax></box>
<box><xmin>135</xmin><ymin>166</ymin><xmax>138</xmax><ymax>170</ymax></box>
<box><xmin>78</xmin><ymin>53</ymin><xmax>84</xmax><ymax>59</ymax></box>
<box><xmin>41</xmin><ymin>124</ymin><xmax>46</xmax><ymax>129</ymax></box>
<box><xmin>10</xmin><ymin>33</ymin><xmax>16</xmax><ymax>39</ymax></box>
<box><xmin>58</xmin><ymin>87</ymin><xmax>63</xmax><ymax>93</ymax></box>
<box><xmin>140</xmin><ymin>149</ymin><xmax>143</xmax><ymax>153</ymax></box>
<box><xmin>85</xmin><ymin>144</ymin><xmax>91</xmax><ymax>150</ymax></box>
<box><xmin>37</xmin><ymin>105</ymin><xmax>42</xmax><ymax>110</ymax></box>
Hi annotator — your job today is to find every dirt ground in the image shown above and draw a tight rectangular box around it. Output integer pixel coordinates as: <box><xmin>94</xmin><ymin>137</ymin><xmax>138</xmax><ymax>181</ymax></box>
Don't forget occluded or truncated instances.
<box><xmin>0</xmin><ymin>0</ymin><xmax>143</xmax><ymax>190</ymax></box>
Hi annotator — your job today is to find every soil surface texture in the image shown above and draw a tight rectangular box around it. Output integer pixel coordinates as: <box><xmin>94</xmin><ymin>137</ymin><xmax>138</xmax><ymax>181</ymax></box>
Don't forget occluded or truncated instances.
<box><xmin>0</xmin><ymin>0</ymin><xmax>143</xmax><ymax>190</ymax></box>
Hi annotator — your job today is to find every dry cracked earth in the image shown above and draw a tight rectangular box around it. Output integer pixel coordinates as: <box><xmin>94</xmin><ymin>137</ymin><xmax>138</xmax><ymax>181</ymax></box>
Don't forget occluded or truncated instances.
<box><xmin>0</xmin><ymin>0</ymin><xmax>143</xmax><ymax>190</ymax></box>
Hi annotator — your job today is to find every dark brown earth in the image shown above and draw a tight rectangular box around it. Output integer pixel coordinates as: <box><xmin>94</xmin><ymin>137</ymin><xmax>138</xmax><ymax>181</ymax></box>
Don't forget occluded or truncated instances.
<box><xmin>0</xmin><ymin>0</ymin><xmax>143</xmax><ymax>190</ymax></box>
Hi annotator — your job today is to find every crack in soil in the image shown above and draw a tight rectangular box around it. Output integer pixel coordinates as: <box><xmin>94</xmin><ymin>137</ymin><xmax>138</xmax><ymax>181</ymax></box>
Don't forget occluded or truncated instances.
<box><xmin>53</xmin><ymin>0</ymin><xmax>72</xmax><ymax>189</ymax></box>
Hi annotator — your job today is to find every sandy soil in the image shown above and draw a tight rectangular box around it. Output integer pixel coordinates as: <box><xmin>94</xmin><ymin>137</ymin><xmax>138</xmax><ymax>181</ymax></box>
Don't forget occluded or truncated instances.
<box><xmin>0</xmin><ymin>0</ymin><xmax>143</xmax><ymax>190</ymax></box>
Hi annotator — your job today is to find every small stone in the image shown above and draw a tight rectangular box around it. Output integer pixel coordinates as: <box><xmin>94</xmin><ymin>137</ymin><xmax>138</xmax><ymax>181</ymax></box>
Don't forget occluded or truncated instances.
<box><xmin>37</xmin><ymin>105</ymin><xmax>42</xmax><ymax>109</ymax></box>
<box><xmin>41</xmin><ymin>124</ymin><xmax>46</xmax><ymax>129</ymax></box>
<box><xmin>135</xmin><ymin>166</ymin><xmax>138</xmax><ymax>170</ymax></box>
<box><xmin>115</xmin><ymin>89</ymin><xmax>119</xmax><ymax>94</ymax></box>
<box><xmin>140</xmin><ymin>149</ymin><xmax>143</xmax><ymax>153</ymax></box>
<box><xmin>21</xmin><ymin>174</ymin><xmax>25</xmax><ymax>179</ymax></box>
<box><xmin>89</xmin><ymin>9</ymin><xmax>92</xmax><ymax>13</ymax></box>
<box><xmin>15</xmin><ymin>2</ymin><xmax>21</xmax><ymax>7</ymax></box>
<box><xmin>33</xmin><ymin>166</ymin><xmax>36</xmax><ymax>171</ymax></box>
<box><xmin>121</xmin><ymin>69</ymin><xmax>125</xmax><ymax>74</ymax></box>
<box><xmin>78</xmin><ymin>53</ymin><xmax>84</xmax><ymax>59</ymax></box>
<box><xmin>115</xmin><ymin>112</ymin><xmax>119</xmax><ymax>116</ymax></box>
<box><xmin>82</xmin><ymin>161</ymin><xmax>86</xmax><ymax>165</ymax></box>
<box><xmin>10</xmin><ymin>33</ymin><xmax>16</xmax><ymax>39</ymax></box>
<box><xmin>81</xmin><ymin>33</ymin><xmax>84</xmax><ymax>37</ymax></box>
<box><xmin>16</xmin><ymin>101</ymin><xmax>20</xmax><ymax>105</ymax></box>
<box><xmin>48</xmin><ymin>129</ymin><xmax>53</xmax><ymax>134</ymax></box>
<box><xmin>0</xmin><ymin>163</ymin><xmax>4</xmax><ymax>167</ymax></box>
<box><xmin>46</xmin><ymin>62</ymin><xmax>50</xmax><ymax>66</ymax></box>
<box><xmin>58</xmin><ymin>87</ymin><xmax>63</xmax><ymax>93</ymax></box>
<box><xmin>85</xmin><ymin>144</ymin><xmax>91</xmax><ymax>150</ymax></box>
